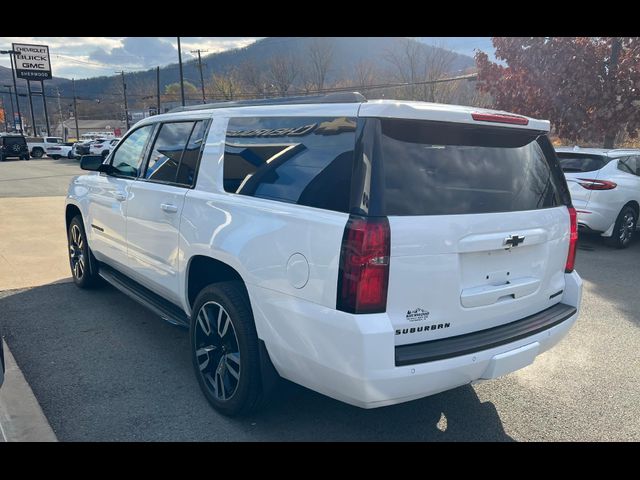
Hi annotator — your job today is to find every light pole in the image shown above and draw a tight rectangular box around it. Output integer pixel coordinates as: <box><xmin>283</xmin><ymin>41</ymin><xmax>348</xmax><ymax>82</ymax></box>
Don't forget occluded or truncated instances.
<box><xmin>0</xmin><ymin>49</ymin><xmax>22</xmax><ymax>133</ymax></box>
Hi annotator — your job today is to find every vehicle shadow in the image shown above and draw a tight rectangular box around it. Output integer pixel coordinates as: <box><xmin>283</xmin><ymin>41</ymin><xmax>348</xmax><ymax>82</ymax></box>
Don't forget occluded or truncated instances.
<box><xmin>252</xmin><ymin>380</ymin><xmax>514</xmax><ymax>442</ymax></box>
<box><xmin>0</xmin><ymin>281</ymin><xmax>513</xmax><ymax>441</ymax></box>
<box><xmin>574</xmin><ymin>231</ymin><xmax>640</xmax><ymax>327</ymax></box>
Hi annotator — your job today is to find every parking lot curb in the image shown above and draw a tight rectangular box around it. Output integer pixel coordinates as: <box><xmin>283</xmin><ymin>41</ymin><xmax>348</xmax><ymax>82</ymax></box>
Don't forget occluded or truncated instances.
<box><xmin>0</xmin><ymin>339</ymin><xmax>57</xmax><ymax>442</ymax></box>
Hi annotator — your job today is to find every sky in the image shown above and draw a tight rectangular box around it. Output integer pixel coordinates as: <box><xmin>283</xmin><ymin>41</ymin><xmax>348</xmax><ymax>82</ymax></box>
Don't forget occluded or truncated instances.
<box><xmin>0</xmin><ymin>37</ymin><xmax>495</xmax><ymax>80</ymax></box>
<box><xmin>0</xmin><ymin>37</ymin><xmax>260</xmax><ymax>79</ymax></box>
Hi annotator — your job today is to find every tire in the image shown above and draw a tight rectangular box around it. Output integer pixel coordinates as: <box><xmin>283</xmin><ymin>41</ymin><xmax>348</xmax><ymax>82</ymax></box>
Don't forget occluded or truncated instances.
<box><xmin>51</xmin><ymin>155</ymin><xmax>61</xmax><ymax>160</ymax></box>
<box><xmin>605</xmin><ymin>205</ymin><xmax>637</xmax><ymax>249</ymax></box>
<box><xmin>31</xmin><ymin>148</ymin><xmax>44</xmax><ymax>159</ymax></box>
<box><xmin>21</xmin><ymin>154</ymin><xmax>30</xmax><ymax>161</ymax></box>
<box><xmin>67</xmin><ymin>215</ymin><xmax>101</xmax><ymax>288</ymax></box>
<box><xmin>190</xmin><ymin>282</ymin><xmax>271</xmax><ymax>416</ymax></box>
<box><xmin>67</xmin><ymin>151</ymin><xmax>74</xmax><ymax>159</ymax></box>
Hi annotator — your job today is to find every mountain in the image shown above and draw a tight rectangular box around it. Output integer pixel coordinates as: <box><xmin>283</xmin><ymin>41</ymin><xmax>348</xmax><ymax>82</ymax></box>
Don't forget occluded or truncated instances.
<box><xmin>69</xmin><ymin>37</ymin><xmax>476</xmax><ymax>102</ymax></box>
<box><xmin>418</xmin><ymin>37</ymin><xmax>495</xmax><ymax>60</ymax></box>
<box><xmin>1</xmin><ymin>38</ymin><xmax>477</xmax><ymax>124</ymax></box>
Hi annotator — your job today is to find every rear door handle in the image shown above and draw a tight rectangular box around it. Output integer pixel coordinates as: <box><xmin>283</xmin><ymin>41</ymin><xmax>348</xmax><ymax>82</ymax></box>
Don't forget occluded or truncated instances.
<box><xmin>114</xmin><ymin>192</ymin><xmax>127</xmax><ymax>201</ymax></box>
<box><xmin>161</xmin><ymin>203</ymin><xmax>178</xmax><ymax>213</ymax></box>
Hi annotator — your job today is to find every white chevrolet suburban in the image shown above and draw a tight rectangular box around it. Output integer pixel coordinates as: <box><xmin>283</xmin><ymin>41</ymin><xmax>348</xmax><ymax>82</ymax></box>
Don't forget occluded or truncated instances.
<box><xmin>65</xmin><ymin>93</ymin><xmax>582</xmax><ymax>416</ymax></box>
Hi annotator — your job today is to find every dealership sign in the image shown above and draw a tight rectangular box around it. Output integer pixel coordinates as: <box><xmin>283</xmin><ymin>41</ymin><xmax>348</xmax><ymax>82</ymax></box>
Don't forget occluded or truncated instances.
<box><xmin>12</xmin><ymin>43</ymin><xmax>52</xmax><ymax>80</ymax></box>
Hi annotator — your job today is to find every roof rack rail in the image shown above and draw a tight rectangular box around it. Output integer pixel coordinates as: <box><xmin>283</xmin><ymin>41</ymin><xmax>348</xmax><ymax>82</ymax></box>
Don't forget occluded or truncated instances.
<box><xmin>168</xmin><ymin>92</ymin><xmax>367</xmax><ymax>113</ymax></box>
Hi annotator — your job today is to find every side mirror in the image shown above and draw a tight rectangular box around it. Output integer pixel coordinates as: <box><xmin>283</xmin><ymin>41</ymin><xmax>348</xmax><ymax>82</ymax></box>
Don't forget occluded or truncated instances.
<box><xmin>80</xmin><ymin>155</ymin><xmax>109</xmax><ymax>172</ymax></box>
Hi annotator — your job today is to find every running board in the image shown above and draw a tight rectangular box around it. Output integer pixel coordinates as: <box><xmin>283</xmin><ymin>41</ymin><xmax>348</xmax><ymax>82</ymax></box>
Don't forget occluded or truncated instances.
<box><xmin>98</xmin><ymin>263</ymin><xmax>190</xmax><ymax>328</ymax></box>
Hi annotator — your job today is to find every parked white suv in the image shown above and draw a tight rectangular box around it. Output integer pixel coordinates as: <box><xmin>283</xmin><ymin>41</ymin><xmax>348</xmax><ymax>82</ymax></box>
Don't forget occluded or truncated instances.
<box><xmin>89</xmin><ymin>137</ymin><xmax>120</xmax><ymax>158</ymax></box>
<box><xmin>65</xmin><ymin>93</ymin><xmax>582</xmax><ymax>415</ymax></box>
<box><xmin>556</xmin><ymin>147</ymin><xmax>640</xmax><ymax>248</ymax></box>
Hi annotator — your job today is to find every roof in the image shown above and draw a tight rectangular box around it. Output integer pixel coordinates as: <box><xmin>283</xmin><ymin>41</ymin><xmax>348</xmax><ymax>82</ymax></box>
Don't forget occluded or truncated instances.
<box><xmin>142</xmin><ymin>95</ymin><xmax>550</xmax><ymax>132</ymax></box>
<box><xmin>555</xmin><ymin>146</ymin><xmax>640</xmax><ymax>157</ymax></box>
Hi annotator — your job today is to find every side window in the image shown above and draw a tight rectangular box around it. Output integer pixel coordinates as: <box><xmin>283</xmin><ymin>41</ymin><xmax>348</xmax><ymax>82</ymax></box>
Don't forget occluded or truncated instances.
<box><xmin>223</xmin><ymin>116</ymin><xmax>357</xmax><ymax>213</ymax></box>
<box><xmin>618</xmin><ymin>156</ymin><xmax>637</xmax><ymax>175</ymax></box>
<box><xmin>176</xmin><ymin>120</ymin><xmax>208</xmax><ymax>187</ymax></box>
<box><xmin>109</xmin><ymin>125</ymin><xmax>154</xmax><ymax>178</ymax></box>
<box><xmin>144</xmin><ymin>122</ymin><xmax>194</xmax><ymax>183</ymax></box>
<box><xmin>631</xmin><ymin>156</ymin><xmax>640</xmax><ymax>176</ymax></box>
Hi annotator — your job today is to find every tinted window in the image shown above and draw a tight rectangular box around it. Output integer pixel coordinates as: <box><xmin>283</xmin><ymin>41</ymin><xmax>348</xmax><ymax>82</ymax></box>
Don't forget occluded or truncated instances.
<box><xmin>3</xmin><ymin>137</ymin><xmax>26</xmax><ymax>146</ymax></box>
<box><xmin>144</xmin><ymin>122</ymin><xmax>193</xmax><ymax>183</ymax></box>
<box><xmin>557</xmin><ymin>153</ymin><xmax>607</xmax><ymax>173</ymax></box>
<box><xmin>618</xmin><ymin>156</ymin><xmax>639</xmax><ymax>176</ymax></box>
<box><xmin>110</xmin><ymin>125</ymin><xmax>154</xmax><ymax>178</ymax></box>
<box><xmin>378</xmin><ymin>119</ymin><xmax>564</xmax><ymax>216</ymax></box>
<box><xmin>176</xmin><ymin>120</ymin><xmax>208</xmax><ymax>187</ymax></box>
<box><xmin>223</xmin><ymin>117</ymin><xmax>356</xmax><ymax>213</ymax></box>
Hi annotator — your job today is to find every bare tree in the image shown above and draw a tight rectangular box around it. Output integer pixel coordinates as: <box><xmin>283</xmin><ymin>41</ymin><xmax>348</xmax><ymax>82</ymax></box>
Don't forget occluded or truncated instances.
<box><xmin>305</xmin><ymin>38</ymin><xmax>334</xmax><ymax>92</ymax></box>
<box><xmin>384</xmin><ymin>39</ymin><xmax>456</xmax><ymax>102</ymax></box>
<box><xmin>208</xmin><ymin>69</ymin><xmax>243</xmax><ymax>101</ymax></box>
<box><xmin>423</xmin><ymin>41</ymin><xmax>457</xmax><ymax>103</ymax></box>
<box><xmin>238</xmin><ymin>61</ymin><xmax>267</xmax><ymax>98</ymax></box>
<box><xmin>267</xmin><ymin>54</ymin><xmax>300</xmax><ymax>97</ymax></box>
<box><xmin>353</xmin><ymin>60</ymin><xmax>377</xmax><ymax>90</ymax></box>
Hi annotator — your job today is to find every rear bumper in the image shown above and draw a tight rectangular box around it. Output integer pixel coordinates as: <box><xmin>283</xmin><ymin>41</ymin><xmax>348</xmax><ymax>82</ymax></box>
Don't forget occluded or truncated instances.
<box><xmin>576</xmin><ymin>209</ymin><xmax>613</xmax><ymax>234</ymax></box>
<box><xmin>251</xmin><ymin>271</ymin><xmax>583</xmax><ymax>409</ymax></box>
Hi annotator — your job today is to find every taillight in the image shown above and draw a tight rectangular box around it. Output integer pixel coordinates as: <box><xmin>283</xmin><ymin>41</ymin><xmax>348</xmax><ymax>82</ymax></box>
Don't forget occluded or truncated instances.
<box><xmin>565</xmin><ymin>207</ymin><xmax>578</xmax><ymax>273</ymax></box>
<box><xmin>337</xmin><ymin>216</ymin><xmax>390</xmax><ymax>314</ymax></box>
<box><xmin>576</xmin><ymin>178</ymin><xmax>617</xmax><ymax>190</ymax></box>
<box><xmin>471</xmin><ymin>112</ymin><xmax>529</xmax><ymax>125</ymax></box>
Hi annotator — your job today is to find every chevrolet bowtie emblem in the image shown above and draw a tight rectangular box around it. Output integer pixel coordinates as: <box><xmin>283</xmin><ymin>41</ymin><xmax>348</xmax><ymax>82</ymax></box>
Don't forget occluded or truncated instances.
<box><xmin>504</xmin><ymin>235</ymin><xmax>525</xmax><ymax>248</ymax></box>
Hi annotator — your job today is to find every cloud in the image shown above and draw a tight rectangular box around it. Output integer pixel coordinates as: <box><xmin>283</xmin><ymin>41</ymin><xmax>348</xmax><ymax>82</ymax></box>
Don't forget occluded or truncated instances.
<box><xmin>0</xmin><ymin>37</ymin><xmax>260</xmax><ymax>78</ymax></box>
<box><xmin>89</xmin><ymin>37</ymin><xmax>178</xmax><ymax>68</ymax></box>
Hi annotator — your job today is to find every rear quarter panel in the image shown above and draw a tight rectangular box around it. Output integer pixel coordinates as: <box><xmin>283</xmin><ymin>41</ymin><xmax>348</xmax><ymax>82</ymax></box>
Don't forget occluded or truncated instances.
<box><xmin>177</xmin><ymin>114</ymin><xmax>351</xmax><ymax>325</ymax></box>
<box><xmin>587</xmin><ymin>160</ymin><xmax>640</xmax><ymax>232</ymax></box>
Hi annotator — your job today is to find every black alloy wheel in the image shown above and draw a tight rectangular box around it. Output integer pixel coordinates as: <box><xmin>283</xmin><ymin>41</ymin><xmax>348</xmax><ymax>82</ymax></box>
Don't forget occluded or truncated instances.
<box><xmin>67</xmin><ymin>216</ymin><xmax>100</xmax><ymax>288</ymax></box>
<box><xmin>194</xmin><ymin>301</ymin><xmax>242</xmax><ymax>403</ymax></box>
<box><xmin>190</xmin><ymin>282</ymin><xmax>273</xmax><ymax>416</ymax></box>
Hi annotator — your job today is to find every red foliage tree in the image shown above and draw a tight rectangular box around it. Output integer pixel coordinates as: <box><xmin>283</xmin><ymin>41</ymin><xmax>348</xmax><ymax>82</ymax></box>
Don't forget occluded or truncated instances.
<box><xmin>475</xmin><ymin>37</ymin><xmax>640</xmax><ymax>148</ymax></box>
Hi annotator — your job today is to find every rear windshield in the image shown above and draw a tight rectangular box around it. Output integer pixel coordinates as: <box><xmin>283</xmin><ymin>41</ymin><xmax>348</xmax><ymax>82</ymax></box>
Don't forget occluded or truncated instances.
<box><xmin>374</xmin><ymin>119</ymin><xmax>566</xmax><ymax>216</ymax></box>
<box><xmin>3</xmin><ymin>137</ymin><xmax>26</xmax><ymax>147</ymax></box>
<box><xmin>556</xmin><ymin>152</ymin><xmax>608</xmax><ymax>173</ymax></box>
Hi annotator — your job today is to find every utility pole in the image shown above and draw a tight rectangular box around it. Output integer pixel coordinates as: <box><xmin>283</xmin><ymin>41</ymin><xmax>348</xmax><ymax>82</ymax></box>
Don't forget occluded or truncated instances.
<box><xmin>156</xmin><ymin>66</ymin><xmax>161</xmax><ymax>114</ymax></box>
<box><xmin>40</xmin><ymin>81</ymin><xmax>50</xmax><ymax>136</ymax></box>
<box><xmin>116</xmin><ymin>71</ymin><xmax>130</xmax><ymax>130</ymax></box>
<box><xmin>191</xmin><ymin>49</ymin><xmax>208</xmax><ymax>103</ymax></box>
<box><xmin>55</xmin><ymin>86</ymin><xmax>64</xmax><ymax>138</ymax></box>
<box><xmin>3</xmin><ymin>86</ymin><xmax>15</xmax><ymax>132</ymax></box>
<box><xmin>177</xmin><ymin>37</ymin><xmax>185</xmax><ymax>106</ymax></box>
<box><xmin>56</xmin><ymin>86</ymin><xmax>65</xmax><ymax>142</ymax></box>
<box><xmin>26</xmin><ymin>80</ymin><xmax>36</xmax><ymax>135</ymax></box>
<box><xmin>71</xmin><ymin>78</ymin><xmax>80</xmax><ymax>141</ymax></box>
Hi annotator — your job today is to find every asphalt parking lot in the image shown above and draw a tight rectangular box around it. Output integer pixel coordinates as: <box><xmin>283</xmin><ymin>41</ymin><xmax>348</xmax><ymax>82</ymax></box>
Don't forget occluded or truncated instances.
<box><xmin>0</xmin><ymin>158</ymin><xmax>639</xmax><ymax>441</ymax></box>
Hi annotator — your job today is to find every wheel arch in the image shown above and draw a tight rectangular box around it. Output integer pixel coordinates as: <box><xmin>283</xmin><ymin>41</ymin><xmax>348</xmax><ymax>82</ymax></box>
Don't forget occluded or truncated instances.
<box><xmin>623</xmin><ymin>200</ymin><xmax>639</xmax><ymax>217</ymax></box>
<box><xmin>65</xmin><ymin>203</ymin><xmax>82</xmax><ymax>230</ymax></box>
<box><xmin>185</xmin><ymin>255</ymin><xmax>248</xmax><ymax>310</ymax></box>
